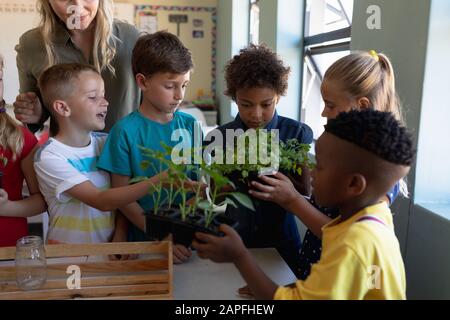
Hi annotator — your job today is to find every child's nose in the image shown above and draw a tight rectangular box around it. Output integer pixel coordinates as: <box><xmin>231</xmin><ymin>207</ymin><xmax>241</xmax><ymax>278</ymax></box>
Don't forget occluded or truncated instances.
<box><xmin>254</xmin><ymin>106</ymin><xmax>263</xmax><ymax>119</ymax></box>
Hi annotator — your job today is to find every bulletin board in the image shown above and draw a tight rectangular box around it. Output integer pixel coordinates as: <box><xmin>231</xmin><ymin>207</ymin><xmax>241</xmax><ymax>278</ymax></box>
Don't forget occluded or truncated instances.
<box><xmin>132</xmin><ymin>5</ymin><xmax>217</xmax><ymax>101</ymax></box>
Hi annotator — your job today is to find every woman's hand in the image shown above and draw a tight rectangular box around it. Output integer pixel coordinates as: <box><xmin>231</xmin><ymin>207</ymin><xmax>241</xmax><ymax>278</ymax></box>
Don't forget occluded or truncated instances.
<box><xmin>13</xmin><ymin>92</ymin><xmax>42</xmax><ymax>124</ymax></box>
<box><xmin>248</xmin><ymin>172</ymin><xmax>300</xmax><ymax>210</ymax></box>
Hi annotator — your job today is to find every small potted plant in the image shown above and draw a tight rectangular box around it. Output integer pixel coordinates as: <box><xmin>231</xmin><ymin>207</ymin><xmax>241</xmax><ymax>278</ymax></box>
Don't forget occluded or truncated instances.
<box><xmin>169</xmin><ymin>163</ymin><xmax>206</xmax><ymax>247</ymax></box>
<box><xmin>197</xmin><ymin>163</ymin><xmax>255</xmax><ymax>236</ymax></box>
<box><xmin>133</xmin><ymin>146</ymin><xmax>181</xmax><ymax>241</ymax></box>
<box><xmin>216</xmin><ymin>130</ymin><xmax>313</xmax><ymax>192</ymax></box>
<box><xmin>137</xmin><ymin>143</ymin><xmax>256</xmax><ymax>247</ymax></box>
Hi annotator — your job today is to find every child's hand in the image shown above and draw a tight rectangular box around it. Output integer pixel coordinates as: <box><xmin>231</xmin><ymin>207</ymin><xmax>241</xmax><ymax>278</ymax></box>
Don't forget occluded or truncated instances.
<box><xmin>193</xmin><ymin>224</ymin><xmax>247</xmax><ymax>263</ymax></box>
<box><xmin>108</xmin><ymin>229</ymin><xmax>138</xmax><ymax>261</ymax></box>
<box><xmin>182</xmin><ymin>179</ymin><xmax>207</xmax><ymax>193</ymax></box>
<box><xmin>248</xmin><ymin>172</ymin><xmax>299</xmax><ymax>208</ymax></box>
<box><xmin>13</xmin><ymin>92</ymin><xmax>42</xmax><ymax>124</ymax></box>
<box><xmin>0</xmin><ymin>189</ymin><xmax>9</xmax><ymax>210</ymax></box>
<box><xmin>173</xmin><ymin>244</ymin><xmax>192</xmax><ymax>264</ymax></box>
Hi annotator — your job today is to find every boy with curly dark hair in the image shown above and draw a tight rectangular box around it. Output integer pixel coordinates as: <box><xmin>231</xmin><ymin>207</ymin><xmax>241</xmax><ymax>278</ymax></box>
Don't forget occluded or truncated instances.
<box><xmin>206</xmin><ymin>44</ymin><xmax>313</xmax><ymax>286</ymax></box>
<box><xmin>195</xmin><ymin>110</ymin><xmax>415</xmax><ymax>300</ymax></box>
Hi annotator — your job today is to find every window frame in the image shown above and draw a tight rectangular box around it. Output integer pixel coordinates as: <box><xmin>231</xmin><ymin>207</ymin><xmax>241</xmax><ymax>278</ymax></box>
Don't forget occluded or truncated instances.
<box><xmin>299</xmin><ymin>0</ymin><xmax>353</xmax><ymax>136</ymax></box>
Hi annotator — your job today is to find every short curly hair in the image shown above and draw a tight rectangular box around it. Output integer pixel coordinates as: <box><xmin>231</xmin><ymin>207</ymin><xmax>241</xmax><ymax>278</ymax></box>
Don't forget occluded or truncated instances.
<box><xmin>224</xmin><ymin>44</ymin><xmax>290</xmax><ymax>100</ymax></box>
<box><xmin>325</xmin><ymin>110</ymin><xmax>416</xmax><ymax>166</ymax></box>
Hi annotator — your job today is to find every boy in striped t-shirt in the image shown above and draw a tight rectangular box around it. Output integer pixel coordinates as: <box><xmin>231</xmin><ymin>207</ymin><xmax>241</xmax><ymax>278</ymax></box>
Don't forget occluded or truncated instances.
<box><xmin>34</xmin><ymin>131</ymin><xmax>112</xmax><ymax>243</ymax></box>
<box><xmin>34</xmin><ymin>64</ymin><xmax>200</xmax><ymax>244</ymax></box>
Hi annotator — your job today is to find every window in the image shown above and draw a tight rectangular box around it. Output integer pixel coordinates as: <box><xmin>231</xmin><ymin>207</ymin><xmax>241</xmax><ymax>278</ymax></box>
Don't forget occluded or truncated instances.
<box><xmin>414</xmin><ymin>0</ymin><xmax>450</xmax><ymax>217</ymax></box>
<box><xmin>249</xmin><ymin>0</ymin><xmax>260</xmax><ymax>44</ymax></box>
<box><xmin>301</xmin><ymin>0</ymin><xmax>354</xmax><ymax>139</ymax></box>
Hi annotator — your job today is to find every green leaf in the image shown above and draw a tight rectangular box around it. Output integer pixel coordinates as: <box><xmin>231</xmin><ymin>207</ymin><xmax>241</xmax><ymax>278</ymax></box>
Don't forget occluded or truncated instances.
<box><xmin>220</xmin><ymin>197</ymin><xmax>238</xmax><ymax>209</ymax></box>
<box><xmin>198</xmin><ymin>200</ymin><xmax>212</xmax><ymax>211</ymax></box>
<box><xmin>140</xmin><ymin>160</ymin><xmax>151</xmax><ymax>170</ymax></box>
<box><xmin>230</xmin><ymin>192</ymin><xmax>255</xmax><ymax>211</ymax></box>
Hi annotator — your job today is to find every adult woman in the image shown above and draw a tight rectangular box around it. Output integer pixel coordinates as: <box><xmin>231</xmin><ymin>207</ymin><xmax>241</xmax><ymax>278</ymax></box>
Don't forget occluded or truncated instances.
<box><xmin>13</xmin><ymin>0</ymin><xmax>140</xmax><ymax>133</ymax></box>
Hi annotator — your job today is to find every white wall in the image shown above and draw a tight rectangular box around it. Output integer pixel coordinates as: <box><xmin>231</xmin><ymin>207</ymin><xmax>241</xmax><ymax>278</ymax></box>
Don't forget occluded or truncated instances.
<box><xmin>215</xmin><ymin>0</ymin><xmax>249</xmax><ymax>124</ymax></box>
<box><xmin>259</xmin><ymin>0</ymin><xmax>304</xmax><ymax>121</ymax></box>
<box><xmin>414</xmin><ymin>0</ymin><xmax>450</xmax><ymax>205</ymax></box>
<box><xmin>352</xmin><ymin>0</ymin><xmax>450</xmax><ymax>299</ymax></box>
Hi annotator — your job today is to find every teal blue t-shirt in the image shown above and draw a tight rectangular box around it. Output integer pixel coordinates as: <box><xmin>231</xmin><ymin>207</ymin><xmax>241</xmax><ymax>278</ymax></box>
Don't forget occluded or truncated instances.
<box><xmin>97</xmin><ymin>109</ymin><xmax>202</xmax><ymax>241</ymax></box>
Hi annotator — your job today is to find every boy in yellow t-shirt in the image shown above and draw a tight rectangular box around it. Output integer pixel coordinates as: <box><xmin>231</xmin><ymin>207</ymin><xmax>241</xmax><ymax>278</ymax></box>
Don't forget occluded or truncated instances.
<box><xmin>193</xmin><ymin>109</ymin><xmax>415</xmax><ymax>300</ymax></box>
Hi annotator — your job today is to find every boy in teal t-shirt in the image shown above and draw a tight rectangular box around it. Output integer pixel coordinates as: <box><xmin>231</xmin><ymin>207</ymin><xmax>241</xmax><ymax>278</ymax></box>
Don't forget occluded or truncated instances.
<box><xmin>97</xmin><ymin>31</ymin><xmax>201</xmax><ymax>263</ymax></box>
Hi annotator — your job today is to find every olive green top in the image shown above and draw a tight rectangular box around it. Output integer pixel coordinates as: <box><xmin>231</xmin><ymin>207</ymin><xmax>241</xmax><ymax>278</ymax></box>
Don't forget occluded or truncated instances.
<box><xmin>15</xmin><ymin>19</ymin><xmax>140</xmax><ymax>132</ymax></box>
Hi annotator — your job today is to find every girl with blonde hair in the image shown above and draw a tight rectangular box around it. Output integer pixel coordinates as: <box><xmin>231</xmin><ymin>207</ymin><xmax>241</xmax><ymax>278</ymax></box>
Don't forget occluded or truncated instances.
<box><xmin>0</xmin><ymin>54</ymin><xmax>46</xmax><ymax>247</ymax></box>
<box><xmin>13</xmin><ymin>0</ymin><xmax>140</xmax><ymax>133</ymax></box>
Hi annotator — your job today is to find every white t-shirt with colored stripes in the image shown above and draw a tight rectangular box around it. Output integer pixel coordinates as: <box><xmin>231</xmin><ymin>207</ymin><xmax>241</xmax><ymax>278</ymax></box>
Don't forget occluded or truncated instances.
<box><xmin>34</xmin><ymin>132</ymin><xmax>114</xmax><ymax>244</ymax></box>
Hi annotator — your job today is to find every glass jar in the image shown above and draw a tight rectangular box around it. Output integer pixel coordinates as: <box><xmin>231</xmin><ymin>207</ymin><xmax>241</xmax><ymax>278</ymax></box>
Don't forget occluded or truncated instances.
<box><xmin>15</xmin><ymin>236</ymin><xmax>47</xmax><ymax>291</ymax></box>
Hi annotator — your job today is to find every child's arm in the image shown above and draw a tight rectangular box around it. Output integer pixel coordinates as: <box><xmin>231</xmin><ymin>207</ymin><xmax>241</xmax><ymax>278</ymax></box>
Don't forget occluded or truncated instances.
<box><xmin>110</xmin><ymin>173</ymin><xmax>146</xmax><ymax>232</ymax></box>
<box><xmin>193</xmin><ymin>224</ymin><xmax>278</xmax><ymax>300</ymax></box>
<box><xmin>249</xmin><ymin>172</ymin><xmax>331</xmax><ymax>238</ymax></box>
<box><xmin>66</xmin><ymin>172</ymin><xmax>167</xmax><ymax>212</ymax></box>
<box><xmin>0</xmin><ymin>146</ymin><xmax>46</xmax><ymax>217</ymax></box>
<box><xmin>112</xmin><ymin>173</ymin><xmax>194</xmax><ymax>264</ymax></box>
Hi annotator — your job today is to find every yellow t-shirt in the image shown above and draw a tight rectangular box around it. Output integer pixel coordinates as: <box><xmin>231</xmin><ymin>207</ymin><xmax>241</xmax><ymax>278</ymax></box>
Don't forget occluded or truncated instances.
<box><xmin>274</xmin><ymin>202</ymin><xmax>406</xmax><ymax>300</ymax></box>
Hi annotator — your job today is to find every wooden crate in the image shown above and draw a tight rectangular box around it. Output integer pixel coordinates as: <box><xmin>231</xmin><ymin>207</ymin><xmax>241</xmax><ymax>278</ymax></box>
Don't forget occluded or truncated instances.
<box><xmin>0</xmin><ymin>241</ymin><xmax>173</xmax><ymax>300</ymax></box>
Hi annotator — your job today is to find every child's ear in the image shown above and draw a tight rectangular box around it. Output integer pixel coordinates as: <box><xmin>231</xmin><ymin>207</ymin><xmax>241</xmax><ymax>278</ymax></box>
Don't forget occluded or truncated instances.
<box><xmin>348</xmin><ymin>173</ymin><xmax>367</xmax><ymax>197</ymax></box>
<box><xmin>357</xmin><ymin>97</ymin><xmax>371</xmax><ymax>110</ymax></box>
<box><xmin>52</xmin><ymin>100</ymin><xmax>71</xmax><ymax>117</ymax></box>
<box><xmin>136</xmin><ymin>73</ymin><xmax>148</xmax><ymax>91</ymax></box>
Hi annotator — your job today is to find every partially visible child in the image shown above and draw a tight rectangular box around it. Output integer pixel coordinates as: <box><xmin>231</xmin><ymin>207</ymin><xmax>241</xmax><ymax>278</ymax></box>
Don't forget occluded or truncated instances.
<box><xmin>205</xmin><ymin>44</ymin><xmax>313</xmax><ymax>279</ymax></box>
<box><xmin>0</xmin><ymin>54</ymin><xmax>46</xmax><ymax>247</ymax></box>
<box><xmin>33</xmin><ymin>63</ymin><xmax>175</xmax><ymax>244</ymax></box>
<box><xmin>97</xmin><ymin>31</ymin><xmax>201</xmax><ymax>263</ymax></box>
<box><xmin>194</xmin><ymin>110</ymin><xmax>415</xmax><ymax>300</ymax></box>
<box><xmin>249</xmin><ymin>51</ymin><xmax>405</xmax><ymax>280</ymax></box>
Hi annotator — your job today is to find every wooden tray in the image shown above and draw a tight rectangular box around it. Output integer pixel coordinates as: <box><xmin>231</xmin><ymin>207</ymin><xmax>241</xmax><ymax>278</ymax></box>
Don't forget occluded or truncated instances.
<box><xmin>0</xmin><ymin>241</ymin><xmax>173</xmax><ymax>300</ymax></box>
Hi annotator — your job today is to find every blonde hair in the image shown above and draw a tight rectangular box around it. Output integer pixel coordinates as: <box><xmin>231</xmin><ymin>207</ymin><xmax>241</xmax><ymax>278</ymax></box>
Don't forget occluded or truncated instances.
<box><xmin>324</xmin><ymin>51</ymin><xmax>404</xmax><ymax>124</ymax></box>
<box><xmin>325</xmin><ymin>51</ymin><xmax>408</xmax><ymax>197</ymax></box>
<box><xmin>37</xmin><ymin>0</ymin><xmax>118</xmax><ymax>74</ymax></box>
<box><xmin>0</xmin><ymin>55</ymin><xmax>24</xmax><ymax>161</ymax></box>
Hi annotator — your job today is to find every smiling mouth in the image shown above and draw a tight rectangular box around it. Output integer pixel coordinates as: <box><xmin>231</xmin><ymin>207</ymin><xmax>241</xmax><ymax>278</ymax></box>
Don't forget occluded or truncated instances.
<box><xmin>96</xmin><ymin>111</ymin><xmax>107</xmax><ymax>120</ymax></box>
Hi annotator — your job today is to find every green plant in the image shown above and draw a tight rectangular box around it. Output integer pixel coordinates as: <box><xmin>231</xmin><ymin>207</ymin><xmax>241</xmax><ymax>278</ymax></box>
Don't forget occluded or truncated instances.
<box><xmin>198</xmin><ymin>163</ymin><xmax>255</xmax><ymax>228</ymax></box>
<box><xmin>136</xmin><ymin>142</ymin><xmax>255</xmax><ymax>229</ymax></box>
<box><xmin>214</xmin><ymin>130</ymin><xmax>313</xmax><ymax>183</ymax></box>
<box><xmin>133</xmin><ymin>146</ymin><xmax>180</xmax><ymax>215</ymax></box>
<box><xmin>279</xmin><ymin>138</ymin><xmax>314</xmax><ymax>175</ymax></box>
<box><xmin>137</xmin><ymin>144</ymin><xmax>201</xmax><ymax>222</ymax></box>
